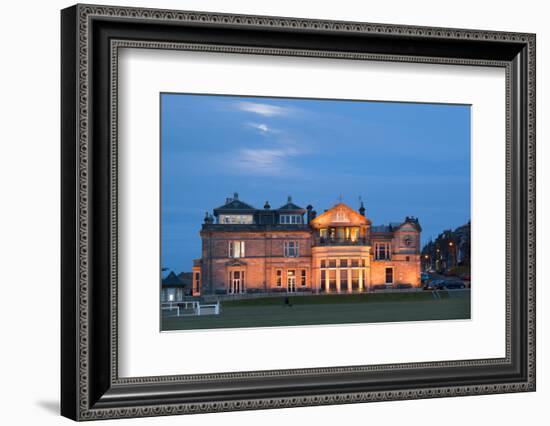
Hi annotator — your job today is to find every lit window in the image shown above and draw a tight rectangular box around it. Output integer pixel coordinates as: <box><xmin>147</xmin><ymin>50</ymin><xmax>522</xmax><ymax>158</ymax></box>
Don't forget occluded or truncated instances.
<box><xmin>287</xmin><ymin>270</ymin><xmax>296</xmax><ymax>292</ymax></box>
<box><xmin>194</xmin><ymin>272</ymin><xmax>200</xmax><ymax>293</ymax></box>
<box><xmin>351</xmin><ymin>270</ymin><xmax>360</xmax><ymax>288</ymax></box>
<box><xmin>329</xmin><ymin>270</ymin><xmax>336</xmax><ymax>290</ymax></box>
<box><xmin>340</xmin><ymin>270</ymin><xmax>348</xmax><ymax>287</ymax></box>
<box><xmin>284</xmin><ymin>241</ymin><xmax>299</xmax><ymax>257</ymax></box>
<box><xmin>220</xmin><ymin>215</ymin><xmax>253</xmax><ymax>224</ymax></box>
<box><xmin>229</xmin><ymin>270</ymin><xmax>245</xmax><ymax>294</ymax></box>
<box><xmin>280</xmin><ymin>214</ymin><xmax>302</xmax><ymax>224</ymax></box>
<box><xmin>229</xmin><ymin>241</ymin><xmax>245</xmax><ymax>258</ymax></box>
<box><xmin>375</xmin><ymin>243</ymin><xmax>391</xmax><ymax>260</ymax></box>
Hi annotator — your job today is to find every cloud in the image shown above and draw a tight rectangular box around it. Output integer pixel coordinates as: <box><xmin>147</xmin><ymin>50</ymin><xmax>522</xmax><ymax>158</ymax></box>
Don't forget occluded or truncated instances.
<box><xmin>230</xmin><ymin>147</ymin><xmax>300</xmax><ymax>176</ymax></box>
<box><xmin>237</xmin><ymin>101</ymin><xmax>291</xmax><ymax>117</ymax></box>
<box><xmin>246</xmin><ymin>122</ymin><xmax>280</xmax><ymax>135</ymax></box>
<box><xmin>253</xmin><ymin>123</ymin><xmax>269</xmax><ymax>133</ymax></box>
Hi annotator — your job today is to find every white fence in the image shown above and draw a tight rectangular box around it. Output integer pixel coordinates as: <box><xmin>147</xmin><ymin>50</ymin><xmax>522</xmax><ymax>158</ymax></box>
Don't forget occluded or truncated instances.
<box><xmin>161</xmin><ymin>301</ymin><xmax>220</xmax><ymax>317</ymax></box>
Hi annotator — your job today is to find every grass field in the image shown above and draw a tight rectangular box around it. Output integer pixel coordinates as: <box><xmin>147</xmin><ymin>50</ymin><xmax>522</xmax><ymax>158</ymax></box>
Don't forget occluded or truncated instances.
<box><xmin>161</xmin><ymin>291</ymin><xmax>471</xmax><ymax>331</ymax></box>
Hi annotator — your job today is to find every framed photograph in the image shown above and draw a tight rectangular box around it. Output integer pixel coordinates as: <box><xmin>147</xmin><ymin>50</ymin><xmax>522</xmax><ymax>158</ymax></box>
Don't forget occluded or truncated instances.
<box><xmin>61</xmin><ymin>4</ymin><xmax>536</xmax><ymax>421</ymax></box>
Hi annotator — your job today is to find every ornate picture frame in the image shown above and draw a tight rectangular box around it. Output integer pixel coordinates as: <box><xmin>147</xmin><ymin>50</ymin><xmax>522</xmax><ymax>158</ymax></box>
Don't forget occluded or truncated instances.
<box><xmin>61</xmin><ymin>4</ymin><xmax>536</xmax><ymax>420</ymax></box>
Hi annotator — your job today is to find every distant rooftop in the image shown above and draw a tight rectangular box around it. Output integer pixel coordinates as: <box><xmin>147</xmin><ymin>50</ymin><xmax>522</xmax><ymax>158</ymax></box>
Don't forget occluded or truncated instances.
<box><xmin>213</xmin><ymin>192</ymin><xmax>256</xmax><ymax>215</ymax></box>
<box><xmin>162</xmin><ymin>271</ymin><xmax>190</xmax><ymax>288</ymax></box>
<box><xmin>277</xmin><ymin>196</ymin><xmax>306</xmax><ymax>212</ymax></box>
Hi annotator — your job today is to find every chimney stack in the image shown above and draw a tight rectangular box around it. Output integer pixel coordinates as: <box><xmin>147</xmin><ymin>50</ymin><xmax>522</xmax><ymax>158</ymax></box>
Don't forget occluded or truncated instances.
<box><xmin>306</xmin><ymin>205</ymin><xmax>313</xmax><ymax>223</ymax></box>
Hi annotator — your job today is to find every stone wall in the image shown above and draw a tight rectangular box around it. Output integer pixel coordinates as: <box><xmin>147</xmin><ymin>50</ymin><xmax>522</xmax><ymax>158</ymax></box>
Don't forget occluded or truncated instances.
<box><xmin>200</xmin><ymin>230</ymin><xmax>312</xmax><ymax>293</ymax></box>
<box><xmin>370</xmin><ymin>254</ymin><xmax>421</xmax><ymax>286</ymax></box>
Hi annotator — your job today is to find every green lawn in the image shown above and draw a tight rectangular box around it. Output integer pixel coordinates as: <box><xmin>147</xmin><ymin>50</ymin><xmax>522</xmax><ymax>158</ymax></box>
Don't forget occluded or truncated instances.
<box><xmin>161</xmin><ymin>291</ymin><xmax>470</xmax><ymax>331</ymax></box>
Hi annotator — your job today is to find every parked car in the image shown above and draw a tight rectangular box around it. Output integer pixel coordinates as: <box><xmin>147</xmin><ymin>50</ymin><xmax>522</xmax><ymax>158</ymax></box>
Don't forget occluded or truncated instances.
<box><xmin>421</xmin><ymin>272</ymin><xmax>430</xmax><ymax>283</ymax></box>
<box><xmin>443</xmin><ymin>280</ymin><xmax>466</xmax><ymax>290</ymax></box>
<box><xmin>460</xmin><ymin>273</ymin><xmax>471</xmax><ymax>281</ymax></box>
<box><xmin>395</xmin><ymin>283</ymin><xmax>412</xmax><ymax>289</ymax></box>
<box><xmin>372</xmin><ymin>284</ymin><xmax>388</xmax><ymax>291</ymax></box>
<box><xmin>426</xmin><ymin>279</ymin><xmax>446</xmax><ymax>290</ymax></box>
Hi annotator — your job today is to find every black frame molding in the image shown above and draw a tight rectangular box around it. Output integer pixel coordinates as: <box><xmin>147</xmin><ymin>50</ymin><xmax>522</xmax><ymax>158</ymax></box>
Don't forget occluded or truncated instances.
<box><xmin>61</xmin><ymin>4</ymin><xmax>536</xmax><ymax>421</ymax></box>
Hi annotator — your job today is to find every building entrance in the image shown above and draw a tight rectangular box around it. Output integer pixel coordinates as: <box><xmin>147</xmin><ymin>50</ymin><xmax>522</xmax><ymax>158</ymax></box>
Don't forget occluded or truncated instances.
<box><xmin>385</xmin><ymin>267</ymin><xmax>393</xmax><ymax>285</ymax></box>
<box><xmin>287</xmin><ymin>270</ymin><xmax>296</xmax><ymax>293</ymax></box>
<box><xmin>229</xmin><ymin>270</ymin><xmax>245</xmax><ymax>294</ymax></box>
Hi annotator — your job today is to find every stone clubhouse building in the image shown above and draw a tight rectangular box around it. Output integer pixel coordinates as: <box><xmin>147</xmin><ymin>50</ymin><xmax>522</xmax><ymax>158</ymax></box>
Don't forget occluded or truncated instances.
<box><xmin>191</xmin><ymin>194</ymin><xmax>422</xmax><ymax>296</ymax></box>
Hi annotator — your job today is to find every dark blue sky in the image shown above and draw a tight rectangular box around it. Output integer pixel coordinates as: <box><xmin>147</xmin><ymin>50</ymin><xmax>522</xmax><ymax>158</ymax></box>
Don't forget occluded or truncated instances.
<box><xmin>161</xmin><ymin>94</ymin><xmax>471</xmax><ymax>273</ymax></box>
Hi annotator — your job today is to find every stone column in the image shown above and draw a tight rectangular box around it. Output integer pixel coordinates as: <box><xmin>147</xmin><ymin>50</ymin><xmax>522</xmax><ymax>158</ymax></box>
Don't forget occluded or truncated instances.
<box><xmin>316</xmin><ymin>267</ymin><xmax>321</xmax><ymax>293</ymax></box>
<box><xmin>348</xmin><ymin>268</ymin><xmax>353</xmax><ymax>293</ymax></box>
<box><xmin>359</xmin><ymin>269</ymin><xmax>363</xmax><ymax>292</ymax></box>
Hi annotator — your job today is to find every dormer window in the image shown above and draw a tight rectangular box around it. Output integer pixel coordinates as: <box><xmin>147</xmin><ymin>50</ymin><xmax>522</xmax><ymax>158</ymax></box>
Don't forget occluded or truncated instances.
<box><xmin>219</xmin><ymin>214</ymin><xmax>254</xmax><ymax>224</ymax></box>
<box><xmin>279</xmin><ymin>214</ymin><xmax>303</xmax><ymax>224</ymax></box>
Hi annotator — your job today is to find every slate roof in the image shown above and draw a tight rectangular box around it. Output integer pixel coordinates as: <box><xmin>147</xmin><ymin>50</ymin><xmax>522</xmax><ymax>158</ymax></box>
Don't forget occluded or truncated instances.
<box><xmin>277</xmin><ymin>201</ymin><xmax>306</xmax><ymax>211</ymax></box>
<box><xmin>214</xmin><ymin>199</ymin><xmax>256</xmax><ymax>211</ymax></box>
<box><xmin>177</xmin><ymin>272</ymin><xmax>193</xmax><ymax>286</ymax></box>
<box><xmin>162</xmin><ymin>271</ymin><xmax>189</xmax><ymax>288</ymax></box>
<box><xmin>402</xmin><ymin>216</ymin><xmax>422</xmax><ymax>232</ymax></box>
<box><xmin>371</xmin><ymin>225</ymin><xmax>392</xmax><ymax>233</ymax></box>
<box><xmin>371</xmin><ymin>218</ymin><xmax>422</xmax><ymax>233</ymax></box>
<box><xmin>277</xmin><ymin>196</ymin><xmax>306</xmax><ymax>212</ymax></box>
<box><xmin>202</xmin><ymin>224</ymin><xmax>310</xmax><ymax>232</ymax></box>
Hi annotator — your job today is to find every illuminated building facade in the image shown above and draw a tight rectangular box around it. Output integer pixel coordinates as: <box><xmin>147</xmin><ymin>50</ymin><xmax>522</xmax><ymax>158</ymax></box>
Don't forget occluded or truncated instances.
<box><xmin>193</xmin><ymin>193</ymin><xmax>421</xmax><ymax>295</ymax></box>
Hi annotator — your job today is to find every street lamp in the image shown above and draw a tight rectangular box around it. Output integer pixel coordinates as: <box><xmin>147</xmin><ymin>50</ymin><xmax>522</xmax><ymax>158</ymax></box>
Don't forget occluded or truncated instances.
<box><xmin>423</xmin><ymin>254</ymin><xmax>430</xmax><ymax>272</ymax></box>
<box><xmin>448</xmin><ymin>241</ymin><xmax>456</xmax><ymax>268</ymax></box>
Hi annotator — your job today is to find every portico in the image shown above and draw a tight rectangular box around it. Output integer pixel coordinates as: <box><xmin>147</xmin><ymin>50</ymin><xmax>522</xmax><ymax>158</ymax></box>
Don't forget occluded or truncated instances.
<box><xmin>312</xmin><ymin>246</ymin><xmax>371</xmax><ymax>293</ymax></box>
